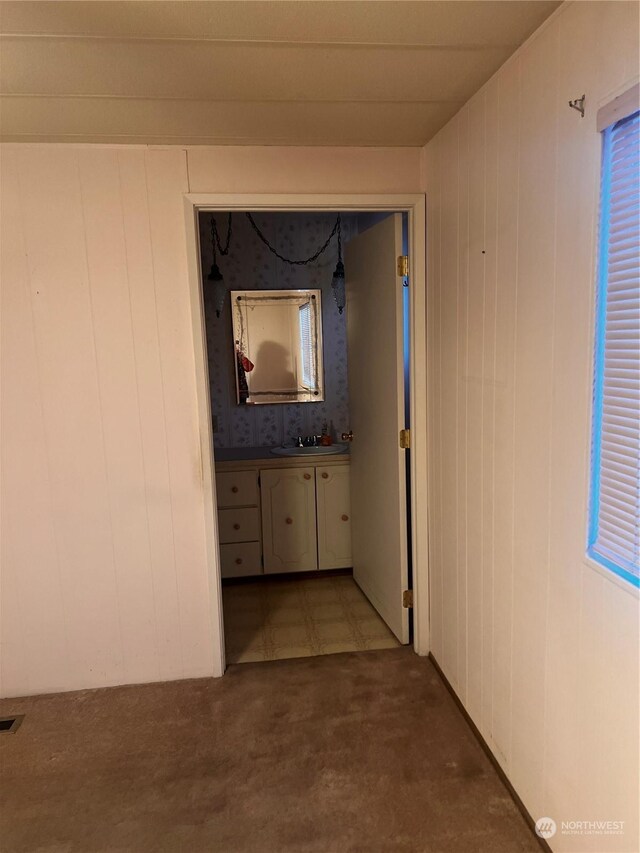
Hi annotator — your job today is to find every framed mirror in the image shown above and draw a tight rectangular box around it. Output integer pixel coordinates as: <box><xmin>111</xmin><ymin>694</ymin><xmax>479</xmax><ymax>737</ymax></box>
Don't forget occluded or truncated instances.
<box><xmin>231</xmin><ymin>289</ymin><xmax>325</xmax><ymax>405</ymax></box>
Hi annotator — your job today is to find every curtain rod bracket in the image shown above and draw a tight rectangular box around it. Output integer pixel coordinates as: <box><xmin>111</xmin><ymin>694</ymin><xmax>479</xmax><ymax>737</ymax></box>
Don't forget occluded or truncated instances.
<box><xmin>569</xmin><ymin>94</ymin><xmax>586</xmax><ymax>117</ymax></box>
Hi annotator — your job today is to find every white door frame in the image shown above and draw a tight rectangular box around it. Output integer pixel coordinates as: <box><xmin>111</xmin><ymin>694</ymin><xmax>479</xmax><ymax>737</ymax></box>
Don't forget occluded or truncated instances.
<box><xmin>183</xmin><ymin>193</ymin><xmax>429</xmax><ymax>676</ymax></box>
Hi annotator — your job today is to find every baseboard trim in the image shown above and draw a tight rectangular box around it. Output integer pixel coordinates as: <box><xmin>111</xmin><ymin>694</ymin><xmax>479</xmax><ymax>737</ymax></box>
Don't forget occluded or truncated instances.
<box><xmin>428</xmin><ymin>653</ymin><xmax>552</xmax><ymax>853</ymax></box>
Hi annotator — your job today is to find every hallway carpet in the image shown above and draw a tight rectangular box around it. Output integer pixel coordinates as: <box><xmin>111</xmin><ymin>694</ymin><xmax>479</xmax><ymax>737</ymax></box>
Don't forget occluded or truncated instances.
<box><xmin>0</xmin><ymin>648</ymin><xmax>539</xmax><ymax>853</ymax></box>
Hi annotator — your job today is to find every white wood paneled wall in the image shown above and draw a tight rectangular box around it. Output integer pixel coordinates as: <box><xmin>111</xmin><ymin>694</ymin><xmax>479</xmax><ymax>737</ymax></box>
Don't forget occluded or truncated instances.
<box><xmin>423</xmin><ymin>3</ymin><xmax>639</xmax><ymax>851</ymax></box>
<box><xmin>1</xmin><ymin>143</ymin><xmax>424</xmax><ymax>698</ymax></box>
<box><xmin>0</xmin><ymin>147</ymin><xmax>218</xmax><ymax>696</ymax></box>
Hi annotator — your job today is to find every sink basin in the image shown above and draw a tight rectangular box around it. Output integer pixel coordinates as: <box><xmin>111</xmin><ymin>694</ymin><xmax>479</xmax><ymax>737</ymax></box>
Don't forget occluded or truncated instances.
<box><xmin>270</xmin><ymin>443</ymin><xmax>349</xmax><ymax>457</ymax></box>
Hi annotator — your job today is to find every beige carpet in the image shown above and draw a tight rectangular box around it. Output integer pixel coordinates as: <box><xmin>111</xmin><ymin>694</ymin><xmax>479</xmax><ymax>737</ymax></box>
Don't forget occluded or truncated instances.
<box><xmin>223</xmin><ymin>574</ymin><xmax>399</xmax><ymax>664</ymax></box>
<box><xmin>0</xmin><ymin>648</ymin><xmax>540</xmax><ymax>853</ymax></box>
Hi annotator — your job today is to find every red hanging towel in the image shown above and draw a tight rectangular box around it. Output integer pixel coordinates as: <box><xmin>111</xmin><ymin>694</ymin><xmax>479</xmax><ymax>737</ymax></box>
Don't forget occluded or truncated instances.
<box><xmin>241</xmin><ymin>354</ymin><xmax>254</xmax><ymax>373</ymax></box>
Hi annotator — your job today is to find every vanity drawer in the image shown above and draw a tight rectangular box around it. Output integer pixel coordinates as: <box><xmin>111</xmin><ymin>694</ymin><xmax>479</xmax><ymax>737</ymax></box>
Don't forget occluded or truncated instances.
<box><xmin>218</xmin><ymin>507</ymin><xmax>261</xmax><ymax>543</ymax></box>
<box><xmin>220</xmin><ymin>542</ymin><xmax>262</xmax><ymax>578</ymax></box>
<box><xmin>216</xmin><ymin>471</ymin><xmax>258</xmax><ymax>508</ymax></box>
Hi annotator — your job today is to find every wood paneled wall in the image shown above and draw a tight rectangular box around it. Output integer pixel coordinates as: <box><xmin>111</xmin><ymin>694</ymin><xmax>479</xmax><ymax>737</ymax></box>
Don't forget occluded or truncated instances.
<box><xmin>1</xmin><ymin>143</ymin><xmax>423</xmax><ymax>697</ymax></box>
<box><xmin>0</xmin><ymin>147</ymin><xmax>218</xmax><ymax>696</ymax></box>
<box><xmin>423</xmin><ymin>3</ymin><xmax>639</xmax><ymax>850</ymax></box>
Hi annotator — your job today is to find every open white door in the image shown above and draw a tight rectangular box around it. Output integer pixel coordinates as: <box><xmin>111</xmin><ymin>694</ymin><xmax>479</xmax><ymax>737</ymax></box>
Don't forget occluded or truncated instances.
<box><xmin>345</xmin><ymin>213</ymin><xmax>409</xmax><ymax>644</ymax></box>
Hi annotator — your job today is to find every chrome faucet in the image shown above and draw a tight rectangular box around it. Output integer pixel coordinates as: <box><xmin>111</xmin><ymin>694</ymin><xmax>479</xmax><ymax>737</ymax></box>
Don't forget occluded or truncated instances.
<box><xmin>294</xmin><ymin>434</ymin><xmax>322</xmax><ymax>447</ymax></box>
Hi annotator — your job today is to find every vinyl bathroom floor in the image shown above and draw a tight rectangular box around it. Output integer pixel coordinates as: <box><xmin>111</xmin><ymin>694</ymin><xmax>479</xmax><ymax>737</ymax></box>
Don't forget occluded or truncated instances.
<box><xmin>223</xmin><ymin>573</ymin><xmax>400</xmax><ymax>664</ymax></box>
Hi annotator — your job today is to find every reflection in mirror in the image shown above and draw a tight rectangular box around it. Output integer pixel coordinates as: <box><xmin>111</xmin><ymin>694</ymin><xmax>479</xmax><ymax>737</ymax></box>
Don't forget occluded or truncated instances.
<box><xmin>231</xmin><ymin>290</ymin><xmax>324</xmax><ymax>405</ymax></box>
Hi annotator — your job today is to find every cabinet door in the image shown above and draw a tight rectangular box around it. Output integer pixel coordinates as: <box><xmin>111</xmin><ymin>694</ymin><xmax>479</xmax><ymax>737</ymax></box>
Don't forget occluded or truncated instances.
<box><xmin>316</xmin><ymin>465</ymin><xmax>352</xmax><ymax>569</ymax></box>
<box><xmin>261</xmin><ymin>468</ymin><xmax>318</xmax><ymax>573</ymax></box>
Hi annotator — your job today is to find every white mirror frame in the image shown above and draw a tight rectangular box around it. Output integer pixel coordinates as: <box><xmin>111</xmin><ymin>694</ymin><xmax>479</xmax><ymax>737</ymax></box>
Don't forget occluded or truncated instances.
<box><xmin>231</xmin><ymin>289</ymin><xmax>325</xmax><ymax>405</ymax></box>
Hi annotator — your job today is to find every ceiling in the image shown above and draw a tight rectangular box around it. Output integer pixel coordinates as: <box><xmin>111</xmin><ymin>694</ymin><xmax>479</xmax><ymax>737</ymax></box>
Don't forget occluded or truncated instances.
<box><xmin>0</xmin><ymin>0</ymin><xmax>561</xmax><ymax>146</ymax></box>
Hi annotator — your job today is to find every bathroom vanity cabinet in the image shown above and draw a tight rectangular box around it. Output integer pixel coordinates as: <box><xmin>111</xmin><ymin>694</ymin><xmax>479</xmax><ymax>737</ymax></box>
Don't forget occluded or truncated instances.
<box><xmin>214</xmin><ymin>451</ymin><xmax>351</xmax><ymax>578</ymax></box>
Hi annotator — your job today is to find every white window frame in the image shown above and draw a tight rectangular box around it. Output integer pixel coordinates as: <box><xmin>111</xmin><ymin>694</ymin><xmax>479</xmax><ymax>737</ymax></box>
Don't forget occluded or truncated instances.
<box><xmin>588</xmin><ymin>92</ymin><xmax>640</xmax><ymax>590</ymax></box>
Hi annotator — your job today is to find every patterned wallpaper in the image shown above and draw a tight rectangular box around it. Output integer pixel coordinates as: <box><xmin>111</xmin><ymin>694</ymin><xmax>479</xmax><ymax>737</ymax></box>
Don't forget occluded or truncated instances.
<box><xmin>199</xmin><ymin>212</ymin><xmax>357</xmax><ymax>449</ymax></box>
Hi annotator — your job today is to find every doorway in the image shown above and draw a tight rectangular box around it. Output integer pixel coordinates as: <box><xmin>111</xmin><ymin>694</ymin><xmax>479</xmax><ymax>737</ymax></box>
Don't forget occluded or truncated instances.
<box><xmin>183</xmin><ymin>194</ymin><xmax>428</xmax><ymax>675</ymax></box>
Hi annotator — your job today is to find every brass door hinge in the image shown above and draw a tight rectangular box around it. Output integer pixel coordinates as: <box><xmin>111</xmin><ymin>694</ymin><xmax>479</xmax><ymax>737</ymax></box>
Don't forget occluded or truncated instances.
<box><xmin>399</xmin><ymin>428</ymin><xmax>410</xmax><ymax>449</ymax></box>
<box><xmin>403</xmin><ymin>589</ymin><xmax>413</xmax><ymax>608</ymax></box>
<box><xmin>397</xmin><ymin>255</ymin><xmax>409</xmax><ymax>277</ymax></box>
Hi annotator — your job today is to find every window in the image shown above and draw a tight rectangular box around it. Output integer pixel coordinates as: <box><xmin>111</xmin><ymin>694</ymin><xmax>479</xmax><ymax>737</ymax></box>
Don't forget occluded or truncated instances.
<box><xmin>588</xmin><ymin>107</ymin><xmax>640</xmax><ymax>588</ymax></box>
<box><xmin>299</xmin><ymin>302</ymin><xmax>315</xmax><ymax>390</ymax></box>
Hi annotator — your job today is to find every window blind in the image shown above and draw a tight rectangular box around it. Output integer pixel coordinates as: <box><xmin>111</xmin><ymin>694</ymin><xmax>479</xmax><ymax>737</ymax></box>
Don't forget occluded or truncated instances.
<box><xmin>589</xmin><ymin>109</ymin><xmax>640</xmax><ymax>587</ymax></box>
<box><xmin>299</xmin><ymin>303</ymin><xmax>315</xmax><ymax>390</ymax></box>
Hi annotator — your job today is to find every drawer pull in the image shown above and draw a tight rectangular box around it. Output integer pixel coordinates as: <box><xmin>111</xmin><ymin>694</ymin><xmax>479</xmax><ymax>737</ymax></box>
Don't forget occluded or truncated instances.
<box><xmin>321</xmin><ymin>472</ymin><xmax>329</xmax><ymax>479</ymax></box>
<box><xmin>286</xmin><ymin>517</ymin><xmax>293</xmax><ymax>525</ymax></box>
<box><xmin>341</xmin><ymin>514</ymin><xmax>349</xmax><ymax>522</ymax></box>
<box><xmin>235</xmin><ymin>558</ymin><xmax>243</xmax><ymax>565</ymax></box>
<box><xmin>233</xmin><ymin>523</ymin><xmax>241</xmax><ymax>530</ymax></box>
<box><xmin>303</xmin><ymin>473</ymin><xmax>311</xmax><ymax>480</ymax></box>
<box><xmin>231</xmin><ymin>486</ymin><xmax>239</xmax><ymax>493</ymax></box>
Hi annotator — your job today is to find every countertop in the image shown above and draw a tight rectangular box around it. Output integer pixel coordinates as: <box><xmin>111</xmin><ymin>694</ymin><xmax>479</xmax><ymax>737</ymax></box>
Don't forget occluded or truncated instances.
<box><xmin>213</xmin><ymin>445</ymin><xmax>350</xmax><ymax>471</ymax></box>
